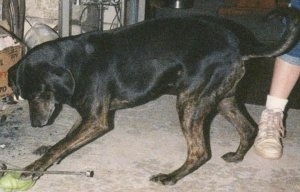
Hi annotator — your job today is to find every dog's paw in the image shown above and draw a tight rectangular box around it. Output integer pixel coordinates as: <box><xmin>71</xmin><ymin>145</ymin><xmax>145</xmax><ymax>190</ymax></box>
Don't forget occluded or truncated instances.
<box><xmin>21</xmin><ymin>163</ymin><xmax>44</xmax><ymax>181</ymax></box>
<box><xmin>20</xmin><ymin>172</ymin><xmax>41</xmax><ymax>181</ymax></box>
<box><xmin>221</xmin><ymin>152</ymin><xmax>244</xmax><ymax>162</ymax></box>
<box><xmin>33</xmin><ymin>145</ymin><xmax>52</xmax><ymax>155</ymax></box>
<box><xmin>150</xmin><ymin>173</ymin><xmax>177</xmax><ymax>185</ymax></box>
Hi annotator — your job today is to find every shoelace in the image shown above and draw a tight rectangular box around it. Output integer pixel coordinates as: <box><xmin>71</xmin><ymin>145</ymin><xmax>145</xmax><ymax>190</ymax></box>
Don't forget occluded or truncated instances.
<box><xmin>258</xmin><ymin>109</ymin><xmax>285</xmax><ymax>139</ymax></box>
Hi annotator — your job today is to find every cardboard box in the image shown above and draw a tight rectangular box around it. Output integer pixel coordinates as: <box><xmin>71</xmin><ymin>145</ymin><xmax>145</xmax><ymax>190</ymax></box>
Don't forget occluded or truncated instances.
<box><xmin>0</xmin><ymin>27</ymin><xmax>24</xmax><ymax>98</ymax></box>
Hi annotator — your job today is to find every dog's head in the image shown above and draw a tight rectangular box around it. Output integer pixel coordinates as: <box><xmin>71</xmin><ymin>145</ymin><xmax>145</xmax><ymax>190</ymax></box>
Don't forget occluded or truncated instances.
<box><xmin>9</xmin><ymin>60</ymin><xmax>75</xmax><ymax>127</ymax></box>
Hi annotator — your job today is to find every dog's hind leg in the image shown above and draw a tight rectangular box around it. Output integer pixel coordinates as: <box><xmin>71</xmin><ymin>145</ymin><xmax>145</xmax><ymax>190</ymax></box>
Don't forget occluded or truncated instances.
<box><xmin>218</xmin><ymin>96</ymin><xmax>257</xmax><ymax>162</ymax></box>
<box><xmin>150</xmin><ymin>94</ymin><xmax>213</xmax><ymax>185</ymax></box>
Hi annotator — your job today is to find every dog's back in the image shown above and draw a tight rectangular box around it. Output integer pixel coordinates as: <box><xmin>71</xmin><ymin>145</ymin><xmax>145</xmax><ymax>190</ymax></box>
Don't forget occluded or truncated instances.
<box><xmin>10</xmin><ymin>9</ymin><xmax>300</xmax><ymax>107</ymax></box>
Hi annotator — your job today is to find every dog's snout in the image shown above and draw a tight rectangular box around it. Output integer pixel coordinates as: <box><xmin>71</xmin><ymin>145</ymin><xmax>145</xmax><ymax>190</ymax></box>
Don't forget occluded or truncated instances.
<box><xmin>31</xmin><ymin>119</ymin><xmax>47</xmax><ymax>127</ymax></box>
<box><xmin>29</xmin><ymin>109</ymin><xmax>49</xmax><ymax>128</ymax></box>
<box><xmin>28</xmin><ymin>97</ymin><xmax>56</xmax><ymax>128</ymax></box>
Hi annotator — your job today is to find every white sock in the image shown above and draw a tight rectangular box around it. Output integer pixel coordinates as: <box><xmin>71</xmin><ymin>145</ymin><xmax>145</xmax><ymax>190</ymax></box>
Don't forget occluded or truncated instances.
<box><xmin>265</xmin><ymin>95</ymin><xmax>288</xmax><ymax>112</ymax></box>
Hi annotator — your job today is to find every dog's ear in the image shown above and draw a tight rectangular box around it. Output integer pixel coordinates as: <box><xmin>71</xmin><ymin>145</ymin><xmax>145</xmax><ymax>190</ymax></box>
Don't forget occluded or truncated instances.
<box><xmin>43</xmin><ymin>65</ymin><xmax>75</xmax><ymax>102</ymax></box>
<box><xmin>8</xmin><ymin>63</ymin><xmax>21</xmax><ymax>99</ymax></box>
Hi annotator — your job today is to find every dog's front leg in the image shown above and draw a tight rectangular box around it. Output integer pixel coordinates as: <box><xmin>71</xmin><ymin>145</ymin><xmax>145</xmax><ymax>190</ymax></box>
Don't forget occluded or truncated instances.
<box><xmin>23</xmin><ymin>98</ymin><xmax>112</xmax><ymax>179</ymax></box>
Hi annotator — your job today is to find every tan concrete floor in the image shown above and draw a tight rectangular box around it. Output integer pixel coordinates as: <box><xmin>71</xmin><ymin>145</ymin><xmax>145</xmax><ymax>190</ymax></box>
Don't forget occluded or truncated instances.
<box><xmin>1</xmin><ymin>95</ymin><xmax>300</xmax><ymax>192</ymax></box>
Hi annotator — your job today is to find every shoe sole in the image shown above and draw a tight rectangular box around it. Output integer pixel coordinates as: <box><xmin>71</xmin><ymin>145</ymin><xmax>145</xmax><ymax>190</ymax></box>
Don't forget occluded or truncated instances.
<box><xmin>254</xmin><ymin>146</ymin><xmax>282</xmax><ymax>159</ymax></box>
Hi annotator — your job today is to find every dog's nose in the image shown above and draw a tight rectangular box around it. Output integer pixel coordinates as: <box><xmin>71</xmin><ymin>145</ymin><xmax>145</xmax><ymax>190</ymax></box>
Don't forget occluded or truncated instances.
<box><xmin>31</xmin><ymin>119</ymin><xmax>47</xmax><ymax>128</ymax></box>
<box><xmin>31</xmin><ymin>122</ymin><xmax>42</xmax><ymax>128</ymax></box>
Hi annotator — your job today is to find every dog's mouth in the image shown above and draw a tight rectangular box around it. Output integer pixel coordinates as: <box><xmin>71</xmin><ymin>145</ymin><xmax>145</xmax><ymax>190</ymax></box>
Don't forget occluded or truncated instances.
<box><xmin>29</xmin><ymin>100</ymin><xmax>56</xmax><ymax>128</ymax></box>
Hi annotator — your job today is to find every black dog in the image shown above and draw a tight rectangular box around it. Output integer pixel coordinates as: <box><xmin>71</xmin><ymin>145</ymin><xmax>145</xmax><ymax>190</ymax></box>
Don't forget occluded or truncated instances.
<box><xmin>8</xmin><ymin>8</ymin><xmax>300</xmax><ymax>185</ymax></box>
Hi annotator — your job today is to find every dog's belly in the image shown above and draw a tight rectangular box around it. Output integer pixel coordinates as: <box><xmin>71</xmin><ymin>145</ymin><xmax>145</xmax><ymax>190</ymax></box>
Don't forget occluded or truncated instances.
<box><xmin>109</xmin><ymin>85</ymin><xmax>177</xmax><ymax>110</ymax></box>
<box><xmin>110</xmin><ymin>58</ymin><xmax>183</xmax><ymax>110</ymax></box>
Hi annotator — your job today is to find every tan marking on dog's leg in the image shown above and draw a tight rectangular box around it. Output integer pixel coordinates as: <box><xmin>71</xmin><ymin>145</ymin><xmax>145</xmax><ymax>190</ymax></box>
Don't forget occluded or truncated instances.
<box><xmin>150</xmin><ymin>95</ymin><xmax>213</xmax><ymax>185</ymax></box>
<box><xmin>218</xmin><ymin>96</ymin><xmax>257</xmax><ymax>162</ymax></box>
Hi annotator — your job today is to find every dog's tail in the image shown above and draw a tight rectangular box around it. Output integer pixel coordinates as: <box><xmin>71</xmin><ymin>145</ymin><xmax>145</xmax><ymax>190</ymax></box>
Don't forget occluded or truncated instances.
<box><xmin>242</xmin><ymin>7</ymin><xmax>300</xmax><ymax>60</ymax></box>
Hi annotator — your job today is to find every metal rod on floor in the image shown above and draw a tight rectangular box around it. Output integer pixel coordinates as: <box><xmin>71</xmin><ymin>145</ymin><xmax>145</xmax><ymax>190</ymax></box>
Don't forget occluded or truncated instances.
<box><xmin>0</xmin><ymin>169</ymin><xmax>94</xmax><ymax>177</ymax></box>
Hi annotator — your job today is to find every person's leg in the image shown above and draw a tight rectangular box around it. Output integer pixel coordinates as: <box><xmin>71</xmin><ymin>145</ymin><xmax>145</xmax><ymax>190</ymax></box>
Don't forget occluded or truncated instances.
<box><xmin>269</xmin><ymin>57</ymin><xmax>300</xmax><ymax>99</ymax></box>
<box><xmin>254</xmin><ymin>57</ymin><xmax>300</xmax><ymax>159</ymax></box>
<box><xmin>254</xmin><ymin>0</ymin><xmax>300</xmax><ymax>159</ymax></box>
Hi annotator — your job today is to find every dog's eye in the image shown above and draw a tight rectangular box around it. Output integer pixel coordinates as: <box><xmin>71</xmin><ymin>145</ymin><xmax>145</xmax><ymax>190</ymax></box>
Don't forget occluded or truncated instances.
<box><xmin>26</xmin><ymin>92</ymin><xmax>39</xmax><ymax>100</ymax></box>
<box><xmin>41</xmin><ymin>92</ymin><xmax>52</xmax><ymax>100</ymax></box>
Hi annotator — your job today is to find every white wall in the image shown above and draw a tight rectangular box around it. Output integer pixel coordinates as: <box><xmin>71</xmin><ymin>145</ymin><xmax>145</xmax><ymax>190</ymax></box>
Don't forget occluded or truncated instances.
<box><xmin>1</xmin><ymin>0</ymin><xmax>145</xmax><ymax>37</ymax></box>
<box><xmin>1</xmin><ymin>0</ymin><xmax>126</xmax><ymax>36</ymax></box>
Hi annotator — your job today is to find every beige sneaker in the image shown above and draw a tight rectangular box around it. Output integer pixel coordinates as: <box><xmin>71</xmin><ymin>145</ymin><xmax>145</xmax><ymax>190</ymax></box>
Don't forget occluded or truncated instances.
<box><xmin>254</xmin><ymin>109</ymin><xmax>285</xmax><ymax>159</ymax></box>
